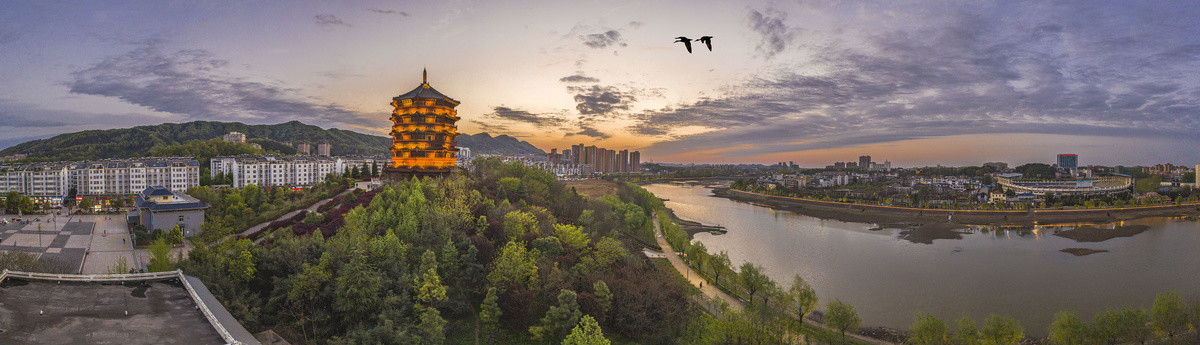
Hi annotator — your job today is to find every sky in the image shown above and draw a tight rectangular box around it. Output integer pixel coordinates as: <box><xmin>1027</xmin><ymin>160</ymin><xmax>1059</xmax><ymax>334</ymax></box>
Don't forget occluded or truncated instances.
<box><xmin>2</xmin><ymin>0</ymin><xmax>1199</xmax><ymax>167</ymax></box>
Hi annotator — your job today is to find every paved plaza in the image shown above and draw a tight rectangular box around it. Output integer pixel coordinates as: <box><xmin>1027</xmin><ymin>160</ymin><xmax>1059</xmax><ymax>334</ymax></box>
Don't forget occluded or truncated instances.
<box><xmin>0</xmin><ymin>214</ymin><xmax>145</xmax><ymax>274</ymax></box>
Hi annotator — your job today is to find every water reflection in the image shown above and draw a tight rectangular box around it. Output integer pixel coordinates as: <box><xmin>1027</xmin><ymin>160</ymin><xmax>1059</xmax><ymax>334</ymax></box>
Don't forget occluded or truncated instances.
<box><xmin>644</xmin><ymin>183</ymin><xmax>1200</xmax><ymax>336</ymax></box>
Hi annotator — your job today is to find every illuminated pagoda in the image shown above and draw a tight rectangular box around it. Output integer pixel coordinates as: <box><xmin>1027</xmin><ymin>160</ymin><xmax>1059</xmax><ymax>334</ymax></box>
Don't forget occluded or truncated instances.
<box><xmin>385</xmin><ymin>69</ymin><xmax>461</xmax><ymax>179</ymax></box>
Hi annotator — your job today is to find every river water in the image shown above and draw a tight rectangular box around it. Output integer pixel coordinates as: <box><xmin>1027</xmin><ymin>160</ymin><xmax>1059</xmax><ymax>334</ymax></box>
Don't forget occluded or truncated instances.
<box><xmin>643</xmin><ymin>183</ymin><xmax>1200</xmax><ymax>336</ymax></box>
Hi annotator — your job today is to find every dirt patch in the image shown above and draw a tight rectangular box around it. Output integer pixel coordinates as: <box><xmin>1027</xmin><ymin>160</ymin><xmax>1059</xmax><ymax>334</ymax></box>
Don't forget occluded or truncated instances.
<box><xmin>1053</xmin><ymin>225</ymin><xmax>1150</xmax><ymax>243</ymax></box>
<box><xmin>1060</xmin><ymin>248</ymin><xmax>1109</xmax><ymax>256</ymax></box>
<box><xmin>565</xmin><ymin>179</ymin><xmax>619</xmax><ymax>198</ymax></box>
<box><xmin>898</xmin><ymin>223</ymin><xmax>967</xmax><ymax>244</ymax></box>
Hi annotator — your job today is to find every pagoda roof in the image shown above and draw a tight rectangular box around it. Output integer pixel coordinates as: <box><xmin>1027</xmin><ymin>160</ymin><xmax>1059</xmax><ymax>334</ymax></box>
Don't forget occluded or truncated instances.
<box><xmin>393</xmin><ymin>69</ymin><xmax>459</xmax><ymax>103</ymax></box>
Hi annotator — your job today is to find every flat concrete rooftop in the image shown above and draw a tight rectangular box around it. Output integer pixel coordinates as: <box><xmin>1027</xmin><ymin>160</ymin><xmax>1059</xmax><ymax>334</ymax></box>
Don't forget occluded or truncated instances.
<box><xmin>0</xmin><ymin>278</ymin><xmax>227</xmax><ymax>344</ymax></box>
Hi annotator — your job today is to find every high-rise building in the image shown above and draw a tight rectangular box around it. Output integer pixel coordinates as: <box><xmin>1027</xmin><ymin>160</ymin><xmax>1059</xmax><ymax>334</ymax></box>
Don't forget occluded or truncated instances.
<box><xmin>386</xmin><ymin>69</ymin><xmax>460</xmax><ymax>178</ymax></box>
<box><xmin>630</xmin><ymin>151</ymin><xmax>640</xmax><ymax>172</ymax></box>
<box><xmin>317</xmin><ymin>143</ymin><xmax>331</xmax><ymax>156</ymax></box>
<box><xmin>859</xmin><ymin>155</ymin><xmax>872</xmax><ymax>170</ymax></box>
<box><xmin>295</xmin><ymin>143</ymin><xmax>311</xmax><ymax>154</ymax></box>
<box><xmin>1057</xmin><ymin>154</ymin><xmax>1078</xmax><ymax>169</ymax></box>
<box><xmin>222</xmin><ymin>131</ymin><xmax>246</xmax><ymax>143</ymax></box>
<box><xmin>618</xmin><ymin>150</ymin><xmax>629</xmax><ymax>172</ymax></box>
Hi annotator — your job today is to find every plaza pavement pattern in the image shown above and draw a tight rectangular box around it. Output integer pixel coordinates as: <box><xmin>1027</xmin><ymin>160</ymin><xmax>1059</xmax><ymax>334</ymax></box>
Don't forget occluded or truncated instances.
<box><xmin>0</xmin><ymin>214</ymin><xmax>141</xmax><ymax>274</ymax></box>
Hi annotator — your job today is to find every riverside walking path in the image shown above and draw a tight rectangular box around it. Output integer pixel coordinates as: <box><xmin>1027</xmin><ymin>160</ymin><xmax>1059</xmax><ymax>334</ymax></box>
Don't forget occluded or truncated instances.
<box><xmin>652</xmin><ymin>211</ymin><xmax>894</xmax><ymax>345</ymax></box>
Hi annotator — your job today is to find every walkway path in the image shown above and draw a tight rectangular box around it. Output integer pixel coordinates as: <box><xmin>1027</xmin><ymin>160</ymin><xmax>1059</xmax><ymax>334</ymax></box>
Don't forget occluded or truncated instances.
<box><xmin>652</xmin><ymin>211</ymin><xmax>894</xmax><ymax>345</ymax></box>
<box><xmin>235</xmin><ymin>187</ymin><xmax>355</xmax><ymax>243</ymax></box>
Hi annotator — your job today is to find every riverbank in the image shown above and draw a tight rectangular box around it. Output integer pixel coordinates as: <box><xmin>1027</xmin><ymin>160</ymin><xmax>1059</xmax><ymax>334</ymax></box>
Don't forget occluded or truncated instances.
<box><xmin>714</xmin><ymin>188</ymin><xmax>1200</xmax><ymax>227</ymax></box>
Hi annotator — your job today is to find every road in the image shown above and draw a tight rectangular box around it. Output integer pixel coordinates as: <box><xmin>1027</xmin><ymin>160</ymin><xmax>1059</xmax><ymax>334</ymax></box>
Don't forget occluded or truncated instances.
<box><xmin>652</xmin><ymin>211</ymin><xmax>894</xmax><ymax>345</ymax></box>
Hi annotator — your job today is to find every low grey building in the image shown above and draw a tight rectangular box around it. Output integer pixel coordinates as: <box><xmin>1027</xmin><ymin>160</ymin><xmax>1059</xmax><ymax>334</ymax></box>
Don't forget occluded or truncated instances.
<box><xmin>132</xmin><ymin>186</ymin><xmax>206</xmax><ymax>237</ymax></box>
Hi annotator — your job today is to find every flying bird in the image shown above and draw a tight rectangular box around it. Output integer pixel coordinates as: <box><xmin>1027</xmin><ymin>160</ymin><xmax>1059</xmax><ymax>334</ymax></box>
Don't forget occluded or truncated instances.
<box><xmin>697</xmin><ymin>36</ymin><xmax>713</xmax><ymax>51</ymax></box>
<box><xmin>675</xmin><ymin>36</ymin><xmax>692</xmax><ymax>53</ymax></box>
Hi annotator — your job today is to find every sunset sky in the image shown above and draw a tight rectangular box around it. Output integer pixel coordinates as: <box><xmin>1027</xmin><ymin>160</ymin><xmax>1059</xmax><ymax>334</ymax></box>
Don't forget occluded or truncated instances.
<box><xmin>2</xmin><ymin>1</ymin><xmax>1199</xmax><ymax>166</ymax></box>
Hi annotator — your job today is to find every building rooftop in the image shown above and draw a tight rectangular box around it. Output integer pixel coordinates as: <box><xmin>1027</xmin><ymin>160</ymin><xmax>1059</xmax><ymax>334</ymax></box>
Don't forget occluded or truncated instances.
<box><xmin>392</xmin><ymin>69</ymin><xmax>459</xmax><ymax>103</ymax></box>
<box><xmin>135</xmin><ymin>186</ymin><xmax>207</xmax><ymax>212</ymax></box>
<box><xmin>0</xmin><ymin>270</ymin><xmax>258</xmax><ymax>345</ymax></box>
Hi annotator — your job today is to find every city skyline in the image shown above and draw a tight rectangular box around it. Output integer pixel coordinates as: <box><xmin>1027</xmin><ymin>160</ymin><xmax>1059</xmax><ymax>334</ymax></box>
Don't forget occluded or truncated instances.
<box><xmin>3</xmin><ymin>1</ymin><xmax>1200</xmax><ymax>166</ymax></box>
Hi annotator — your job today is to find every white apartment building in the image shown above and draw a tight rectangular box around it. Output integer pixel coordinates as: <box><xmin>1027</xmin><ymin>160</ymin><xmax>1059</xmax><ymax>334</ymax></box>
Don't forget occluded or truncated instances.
<box><xmin>0</xmin><ymin>157</ymin><xmax>200</xmax><ymax>204</ymax></box>
<box><xmin>210</xmin><ymin>155</ymin><xmax>375</xmax><ymax>188</ymax></box>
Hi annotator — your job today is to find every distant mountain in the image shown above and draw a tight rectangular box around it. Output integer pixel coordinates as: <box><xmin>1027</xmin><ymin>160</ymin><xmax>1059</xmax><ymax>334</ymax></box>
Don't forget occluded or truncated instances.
<box><xmin>0</xmin><ymin>120</ymin><xmax>543</xmax><ymax>161</ymax></box>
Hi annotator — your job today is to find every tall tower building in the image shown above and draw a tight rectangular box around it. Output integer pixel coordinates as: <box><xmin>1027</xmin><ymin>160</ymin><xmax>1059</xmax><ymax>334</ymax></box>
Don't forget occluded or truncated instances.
<box><xmin>386</xmin><ymin>69</ymin><xmax>461</xmax><ymax>178</ymax></box>
<box><xmin>317</xmin><ymin>143</ymin><xmax>331</xmax><ymax>156</ymax></box>
<box><xmin>630</xmin><ymin>151</ymin><xmax>640</xmax><ymax>172</ymax></box>
<box><xmin>859</xmin><ymin>155</ymin><xmax>871</xmax><ymax>170</ymax></box>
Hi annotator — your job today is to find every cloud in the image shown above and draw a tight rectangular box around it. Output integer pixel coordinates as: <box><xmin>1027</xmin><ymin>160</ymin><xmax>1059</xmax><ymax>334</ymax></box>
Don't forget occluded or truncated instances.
<box><xmin>487</xmin><ymin>106</ymin><xmax>567</xmax><ymax>127</ymax></box>
<box><xmin>746</xmin><ymin>9</ymin><xmax>797</xmax><ymax>58</ymax></box>
<box><xmin>367</xmin><ymin>8</ymin><xmax>409</xmax><ymax>16</ymax></box>
<box><xmin>628</xmin><ymin>21</ymin><xmax>644</xmax><ymax>29</ymax></box>
<box><xmin>581</xmin><ymin>30</ymin><xmax>626</xmax><ymax>49</ymax></box>
<box><xmin>559</xmin><ymin>73</ymin><xmax>599</xmax><ymax>83</ymax></box>
<box><xmin>65</xmin><ymin>40</ymin><xmax>383</xmax><ymax>129</ymax></box>
<box><xmin>314</xmin><ymin>14</ymin><xmax>351</xmax><ymax>27</ymax></box>
<box><xmin>632</xmin><ymin>4</ymin><xmax>1200</xmax><ymax>160</ymax></box>
<box><xmin>0</xmin><ymin>29</ymin><xmax>20</xmax><ymax>45</ymax></box>
<box><xmin>568</xmin><ymin>124</ymin><xmax>611</xmax><ymax>139</ymax></box>
<box><xmin>570</xmin><ymin>85</ymin><xmax>634</xmax><ymax>116</ymax></box>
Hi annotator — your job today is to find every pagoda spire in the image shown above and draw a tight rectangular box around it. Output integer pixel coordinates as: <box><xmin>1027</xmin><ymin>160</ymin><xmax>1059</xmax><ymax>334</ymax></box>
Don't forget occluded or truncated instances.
<box><xmin>423</xmin><ymin>68</ymin><xmax>427</xmax><ymax>83</ymax></box>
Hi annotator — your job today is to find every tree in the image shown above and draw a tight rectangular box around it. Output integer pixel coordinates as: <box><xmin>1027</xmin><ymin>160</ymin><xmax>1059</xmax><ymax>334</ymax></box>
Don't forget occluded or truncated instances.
<box><xmin>738</xmin><ymin>262</ymin><xmax>770</xmax><ymax>306</ymax></box>
<box><xmin>1047</xmin><ymin>311</ymin><xmax>1087</xmax><ymax>345</ymax></box>
<box><xmin>503</xmin><ymin>210</ymin><xmax>538</xmax><ymax>241</ymax></box>
<box><xmin>554</xmin><ymin>223</ymin><xmax>590</xmax><ymax>251</ymax></box>
<box><xmin>1186</xmin><ymin>300</ymin><xmax>1200</xmax><ymax>344</ymax></box>
<box><xmin>908</xmin><ymin>313</ymin><xmax>947</xmax><ymax>345</ymax></box>
<box><xmin>826</xmin><ymin>299</ymin><xmax>861</xmax><ymax>344</ymax></box>
<box><xmin>417</xmin><ymin>307</ymin><xmax>446</xmax><ymax>345</ymax></box>
<box><xmin>105</xmin><ymin>256</ymin><xmax>131</xmax><ymax>274</ymax></box>
<box><xmin>477</xmin><ymin>285</ymin><xmax>501</xmax><ymax>342</ymax></box>
<box><xmin>416</xmin><ymin>262</ymin><xmax>448</xmax><ymax>308</ymax></box>
<box><xmin>78</xmin><ymin>197</ymin><xmax>95</xmax><ymax>212</ymax></box>
<box><xmin>487</xmin><ymin>241</ymin><xmax>538</xmax><ymax>290</ymax></box>
<box><xmin>1121</xmin><ymin>308</ymin><xmax>1152</xmax><ymax>345</ymax></box>
<box><xmin>951</xmin><ymin>316</ymin><xmax>979</xmax><ymax>345</ymax></box>
<box><xmin>980</xmin><ymin>314</ymin><xmax>1024</xmax><ymax>345</ymax></box>
<box><xmin>562</xmin><ymin>315</ymin><xmax>610</xmax><ymax>345</ymax></box>
<box><xmin>708</xmin><ymin>251</ymin><xmax>731</xmax><ymax>288</ymax></box>
<box><xmin>167</xmin><ymin>225</ymin><xmax>184</xmax><ymax>245</ymax></box>
<box><xmin>593</xmin><ymin>280</ymin><xmax>612</xmax><ymax>315</ymax></box>
<box><xmin>1151</xmin><ymin>290</ymin><xmax>1187</xmax><ymax>338</ymax></box>
<box><xmin>789</xmin><ymin>274</ymin><xmax>818</xmax><ymax>322</ymax></box>
<box><xmin>531</xmin><ymin>289</ymin><xmax>582</xmax><ymax>342</ymax></box>
<box><xmin>147</xmin><ymin>238</ymin><xmax>174</xmax><ymax>272</ymax></box>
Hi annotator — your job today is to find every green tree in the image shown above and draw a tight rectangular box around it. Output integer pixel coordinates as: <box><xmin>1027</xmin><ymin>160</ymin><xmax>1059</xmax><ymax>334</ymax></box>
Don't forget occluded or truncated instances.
<box><xmin>708</xmin><ymin>251</ymin><xmax>731</xmax><ymax>288</ymax></box>
<box><xmin>1151</xmin><ymin>290</ymin><xmax>1187</xmax><ymax>338</ymax></box>
<box><xmin>487</xmin><ymin>241</ymin><xmax>538</xmax><ymax>290</ymax></box>
<box><xmin>826</xmin><ymin>299</ymin><xmax>861</xmax><ymax>344</ymax></box>
<box><xmin>416</xmin><ymin>264</ymin><xmax>448</xmax><ymax>308</ymax></box>
<box><xmin>4</xmin><ymin>191</ymin><xmax>19</xmax><ymax>212</ymax></box>
<box><xmin>593</xmin><ymin>280</ymin><xmax>612</xmax><ymax>315</ymax></box>
<box><xmin>417</xmin><ymin>307</ymin><xmax>447</xmax><ymax>345</ymax></box>
<box><xmin>738</xmin><ymin>262</ymin><xmax>770</xmax><ymax>306</ymax></box>
<box><xmin>531</xmin><ymin>289</ymin><xmax>582</xmax><ymax>342</ymax></box>
<box><xmin>477</xmin><ymin>287</ymin><xmax>501</xmax><ymax>340</ymax></box>
<box><xmin>334</xmin><ymin>253</ymin><xmax>382</xmax><ymax>322</ymax></box>
<box><xmin>503</xmin><ymin>210</ymin><xmax>538</xmax><ymax>241</ymax></box>
<box><xmin>951</xmin><ymin>316</ymin><xmax>979</xmax><ymax>345</ymax></box>
<box><xmin>167</xmin><ymin>225</ymin><xmax>184</xmax><ymax>245</ymax></box>
<box><xmin>1047</xmin><ymin>311</ymin><xmax>1087</xmax><ymax>345</ymax></box>
<box><xmin>105</xmin><ymin>256</ymin><xmax>131</xmax><ymax>274</ymax></box>
<box><xmin>789</xmin><ymin>274</ymin><xmax>818</xmax><ymax>322</ymax></box>
<box><xmin>78</xmin><ymin>197</ymin><xmax>95</xmax><ymax>212</ymax></box>
<box><xmin>554</xmin><ymin>223</ymin><xmax>590</xmax><ymax>251</ymax></box>
<box><xmin>562</xmin><ymin>315</ymin><xmax>610</xmax><ymax>345</ymax></box>
<box><xmin>1186</xmin><ymin>300</ymin><xmax>1200</xmax><ymax>344</ymax></box>
<box><xmin>147</xmin><ymin>238</ymin><xmax>174</xmax><ymax>272</ymax></box>
<box><xmin>1121</xmin><ymin>308</ymin><xmax>1152</xmax><ymax>345</ymax></box>
<box><xmin>908</xmin><ymin>312</ymin><xmax>947</xmax><ymax>345</ymax></box>
<box><xmin>979</xmin><ymin>314</ymin><xmax>1024</xmax><ymax>345</ymax></box>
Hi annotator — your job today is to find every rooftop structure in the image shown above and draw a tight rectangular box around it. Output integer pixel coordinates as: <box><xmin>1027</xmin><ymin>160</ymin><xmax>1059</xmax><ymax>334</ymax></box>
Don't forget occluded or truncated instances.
<box><xmin>0</xmin><ymin>269</ymin><xmax>259</xmax><ymax>345</ymax></box>
<box><xmin>222</xmin><ymin>131</ymin><xmax>247</xmax><ymax>143</ymax></box>
<box><xmin>133</xmin><ymin>186</ymin><xmax>207</xmax><ymax>237</ymax></box>
<box><xmin>995</xmin><ymin>174</ymin><xmax>1132</xmax><ymax>196</ymax></box>
<box><xmin>1057</xmin><ymin>154</ymin><xmax>1078</xmax><ymax>169</ymax></box>
<box><xmin>386</xmin><ymin>69</ymin><xmax>460</xmax><ymax>178</ymax></box>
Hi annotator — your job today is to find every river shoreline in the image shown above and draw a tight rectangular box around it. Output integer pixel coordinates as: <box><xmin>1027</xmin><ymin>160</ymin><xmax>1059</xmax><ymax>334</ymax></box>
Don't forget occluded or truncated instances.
<box><xmin>711</xmin><ymin>187</ymin><xmax>1200</xmax><ymax>227</ymax></box>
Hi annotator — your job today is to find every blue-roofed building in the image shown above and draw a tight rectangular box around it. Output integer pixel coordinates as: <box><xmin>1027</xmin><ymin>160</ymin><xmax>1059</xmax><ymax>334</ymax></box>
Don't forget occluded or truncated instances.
<box><xmin>132</xmin><ymin>186</ymin><xmax>206</xmax><ymax>237</ymax></box>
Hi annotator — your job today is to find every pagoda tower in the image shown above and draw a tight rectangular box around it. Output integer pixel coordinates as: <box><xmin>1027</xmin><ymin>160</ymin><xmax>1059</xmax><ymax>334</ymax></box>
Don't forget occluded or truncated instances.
<box><xmin>385</xmin><ymin>69</ymin><xmax>460</xmax><ymax>179</ymax></box>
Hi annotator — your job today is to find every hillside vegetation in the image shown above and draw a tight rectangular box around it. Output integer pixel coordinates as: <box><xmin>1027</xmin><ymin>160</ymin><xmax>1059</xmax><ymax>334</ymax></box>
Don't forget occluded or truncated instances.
<box><xmin>0</xmin><ymin>120</ymin><xmax>543</xmax><ymax>161</ymax></box>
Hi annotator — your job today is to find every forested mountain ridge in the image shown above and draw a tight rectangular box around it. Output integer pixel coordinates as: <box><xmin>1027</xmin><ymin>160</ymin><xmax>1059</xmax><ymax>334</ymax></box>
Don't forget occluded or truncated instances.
<box><xmin>0</xmin><ymin>120</ymin><xmax>543</xmax><ymax>161</ymax></box>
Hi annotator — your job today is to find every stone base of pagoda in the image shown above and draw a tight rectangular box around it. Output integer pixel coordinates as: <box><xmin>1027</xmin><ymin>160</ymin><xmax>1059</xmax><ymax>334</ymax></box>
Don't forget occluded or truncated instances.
<box><xmin>383</xmin><ymin>167</ymin><xmax>457</xmax><ymax>181</ymax></box>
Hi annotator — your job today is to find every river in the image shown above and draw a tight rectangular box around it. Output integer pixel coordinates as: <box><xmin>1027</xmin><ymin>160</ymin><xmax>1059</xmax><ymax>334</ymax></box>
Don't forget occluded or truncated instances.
<box><xmin>643</xmin><ymin>183</ymin><xmax>1200</xmax><ymax>336</ymax></box>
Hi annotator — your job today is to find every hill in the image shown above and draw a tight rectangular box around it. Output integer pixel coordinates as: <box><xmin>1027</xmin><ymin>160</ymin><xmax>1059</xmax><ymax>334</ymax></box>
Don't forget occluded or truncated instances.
<box><xmin>0</xmin><ymin>121</ymin><xmax>543</xmax><ymax>161</ymax></box>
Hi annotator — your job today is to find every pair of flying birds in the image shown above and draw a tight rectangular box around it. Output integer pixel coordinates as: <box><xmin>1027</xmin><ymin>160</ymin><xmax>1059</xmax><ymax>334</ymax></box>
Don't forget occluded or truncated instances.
<box><xmin>675</xmin><ymin>36</ymin><xmax>712</xmax><ymax>53</ymax></box>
